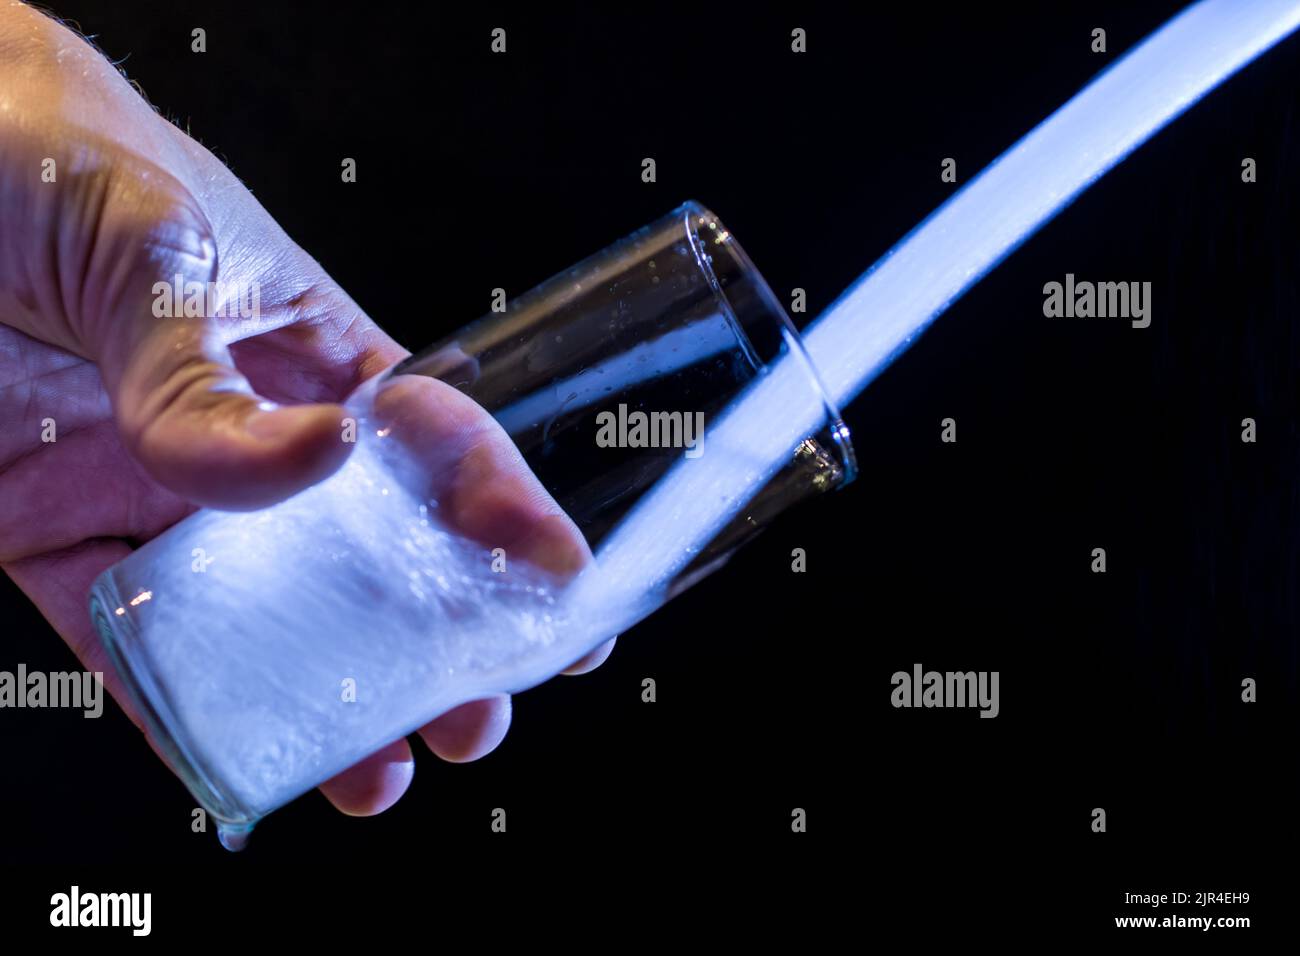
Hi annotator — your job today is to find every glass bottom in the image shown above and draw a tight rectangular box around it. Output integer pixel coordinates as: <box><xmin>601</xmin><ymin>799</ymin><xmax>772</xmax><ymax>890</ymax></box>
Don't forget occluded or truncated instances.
<box><xmin>89</xmin><ymin>574</ymin><xmax>260</xmax><ymax>832</ymax></box>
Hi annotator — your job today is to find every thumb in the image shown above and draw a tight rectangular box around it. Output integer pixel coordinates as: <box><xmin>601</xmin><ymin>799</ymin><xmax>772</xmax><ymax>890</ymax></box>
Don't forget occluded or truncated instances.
<box><xmin>96</xmin><ymin>191</ymin><xmax>352</xmax><ymax>511</ymax></box>
<box><xmin>0</xmin><ymin>5</ymin><xmax>353</xmax><ymax>513</ymax></box>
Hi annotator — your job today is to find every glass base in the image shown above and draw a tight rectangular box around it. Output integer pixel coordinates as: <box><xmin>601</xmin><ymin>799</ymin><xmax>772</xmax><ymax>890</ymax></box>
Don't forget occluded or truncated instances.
<box><xmin>90</xmin><ymin>573</ymin><xmax>261</xmax><ymax>833</ymax></box>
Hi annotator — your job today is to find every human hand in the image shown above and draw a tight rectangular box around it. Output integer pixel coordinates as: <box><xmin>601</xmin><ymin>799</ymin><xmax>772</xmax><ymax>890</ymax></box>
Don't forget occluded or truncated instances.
<box><xmin>0</xmin><ymin>2</ymin><xmax>613</xmax><ymax>816</ymax></box>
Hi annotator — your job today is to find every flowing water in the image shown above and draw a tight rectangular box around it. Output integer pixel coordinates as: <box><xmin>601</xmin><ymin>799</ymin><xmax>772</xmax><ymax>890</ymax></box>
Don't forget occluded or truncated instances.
<box><xmin>91</xmin><ymin>0</ymin><xmax>1300</xmax><ymax>846</ymax></box>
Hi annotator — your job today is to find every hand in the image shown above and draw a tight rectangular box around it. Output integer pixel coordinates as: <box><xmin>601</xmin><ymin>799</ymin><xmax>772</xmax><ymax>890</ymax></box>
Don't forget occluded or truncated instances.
<box><xmin>0</xmin><ymin>2</ymin><xmax>613</xmax><ymax>816</ymax></box>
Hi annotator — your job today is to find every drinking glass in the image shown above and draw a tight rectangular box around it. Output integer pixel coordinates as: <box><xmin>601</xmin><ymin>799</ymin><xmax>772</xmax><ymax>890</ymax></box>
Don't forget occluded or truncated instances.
<box><xmin>88</xmin><ymin>201</ymin><xmax>856</xmax><ymax>847</ymax></box>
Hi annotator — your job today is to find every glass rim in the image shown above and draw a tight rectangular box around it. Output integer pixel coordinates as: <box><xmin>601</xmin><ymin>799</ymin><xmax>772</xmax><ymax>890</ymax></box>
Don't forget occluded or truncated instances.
<box><xmin>678</xmin><ymin>199</ymin><xmax>858</xmax><ymax>486</ymax></box>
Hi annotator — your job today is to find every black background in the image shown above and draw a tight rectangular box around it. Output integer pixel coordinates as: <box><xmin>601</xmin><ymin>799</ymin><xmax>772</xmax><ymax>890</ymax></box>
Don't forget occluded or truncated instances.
<box><xmin>2</xmin><ymin>0</ymin><xmax>1296</xmax><ymax>940</ymax></box>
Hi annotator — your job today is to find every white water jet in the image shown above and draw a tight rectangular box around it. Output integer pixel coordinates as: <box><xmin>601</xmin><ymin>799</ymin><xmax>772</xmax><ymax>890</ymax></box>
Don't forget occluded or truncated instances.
<box><xmin>579</xmin><ymin>0</ymin><xmax>1300</xmax><ymax>608</ymax></box>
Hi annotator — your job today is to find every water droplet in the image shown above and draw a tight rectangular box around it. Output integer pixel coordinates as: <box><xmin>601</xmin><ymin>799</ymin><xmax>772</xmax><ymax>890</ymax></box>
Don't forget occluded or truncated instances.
<box><xmin>218</xmin><ymin>823</ymin><xmax>253</xmax><ymax>852</ymax></box>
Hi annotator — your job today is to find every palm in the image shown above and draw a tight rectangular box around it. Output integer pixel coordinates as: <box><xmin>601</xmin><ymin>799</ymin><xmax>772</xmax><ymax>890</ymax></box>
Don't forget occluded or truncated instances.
<box><xmin>1</xmin><ymin>325</ymin><xmax>192</xmax><ymax>556</ymax></box>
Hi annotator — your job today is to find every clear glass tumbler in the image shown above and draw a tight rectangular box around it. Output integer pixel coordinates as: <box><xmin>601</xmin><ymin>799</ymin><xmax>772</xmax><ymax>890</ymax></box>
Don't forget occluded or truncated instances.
<box><xmin>88</xmin><ymin>201</ymin><xmax>855</xmax><ymax>848</ymax></box>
